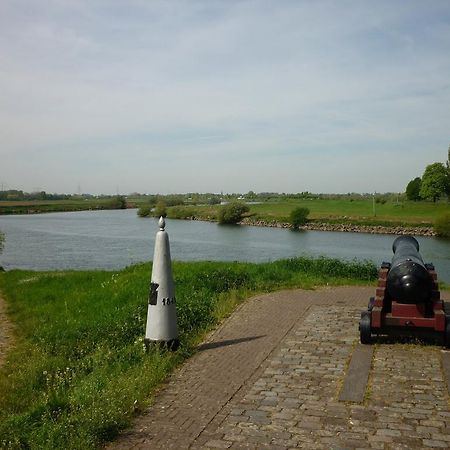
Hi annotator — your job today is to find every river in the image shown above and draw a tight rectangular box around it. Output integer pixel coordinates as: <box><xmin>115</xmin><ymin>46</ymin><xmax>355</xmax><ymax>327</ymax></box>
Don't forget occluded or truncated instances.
<box><xmin>0</xmin><ymin>209</ymin><xmax>449</xmax><ymax>282</ymax></box>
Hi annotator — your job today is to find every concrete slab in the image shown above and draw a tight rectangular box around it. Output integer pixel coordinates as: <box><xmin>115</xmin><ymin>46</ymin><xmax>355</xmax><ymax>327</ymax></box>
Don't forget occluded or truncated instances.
<box><xmin>339</xmin><ymin>344</ymin><xmax>374</xmax><ymax>403</ymax></box>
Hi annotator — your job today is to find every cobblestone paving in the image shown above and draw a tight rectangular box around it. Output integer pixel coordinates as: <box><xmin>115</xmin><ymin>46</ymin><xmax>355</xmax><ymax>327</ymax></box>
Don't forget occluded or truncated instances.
<box><xmin>109</xmin><ymin>287</ymin><xmax>450</xmax><ymax>449</ymax></box>
<box><xmin>194</xmin><ymin>304</ymin><xmax>450</xmax><ymax>449</ymax></box>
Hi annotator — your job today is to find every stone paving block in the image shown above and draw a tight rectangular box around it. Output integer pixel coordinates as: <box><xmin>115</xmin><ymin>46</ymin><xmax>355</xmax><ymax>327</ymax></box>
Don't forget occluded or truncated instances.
<box><xmin>107</xmin><ymin>287</ymin><xmax>450</xmax><ymax>449</ymax></box>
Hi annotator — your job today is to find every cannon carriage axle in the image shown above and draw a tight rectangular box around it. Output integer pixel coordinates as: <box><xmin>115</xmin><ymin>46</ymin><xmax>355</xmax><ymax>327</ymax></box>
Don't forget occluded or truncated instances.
<box><xmin>360</xmin><ymin>236</ymin><xmax>450</xmax><ymax>346</ymax></box>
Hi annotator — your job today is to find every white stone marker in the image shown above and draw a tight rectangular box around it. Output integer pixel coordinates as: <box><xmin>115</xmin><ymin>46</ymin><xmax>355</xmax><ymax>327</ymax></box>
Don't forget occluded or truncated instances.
<box><xmin>144</xmin><ymin>216</ymin><xmax>179</xmax><ymax>350</ymax></box>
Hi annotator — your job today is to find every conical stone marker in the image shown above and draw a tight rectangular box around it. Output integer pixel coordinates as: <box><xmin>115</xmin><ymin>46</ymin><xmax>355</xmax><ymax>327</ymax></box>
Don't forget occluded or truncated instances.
<box><xmin>144</xmin><ymin>216</ymin><xmax>179</xmax><ymax>350</ymax></box>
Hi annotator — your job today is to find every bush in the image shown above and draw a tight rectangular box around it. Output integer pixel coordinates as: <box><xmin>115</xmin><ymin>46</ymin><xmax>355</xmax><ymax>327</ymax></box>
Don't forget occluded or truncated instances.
<box><xmin>153</xmin><ymin>201</ymin><xmax>167</xmax><ymax>218</ymax></box>
<box><xmin>137</xmin><ymin>206</ymin><xmax>151</xmax><ymax>217</ymax></box>
<box><xmin>107</xmin><ymin>196</ymin><xmax>127</xmax><ymax>209</ymax></box>
<box><xmin>218</xmin><ymin>202</ymin><xmax>249</xmax><ymax>224</ymax></box>
<box><xmin>434</xmin><ymin>213</ymin><xmax>450</xmax><ymax>238</ymax></box>
<box><xmin>290</xmin><ymin>207</ymin><xmax>310</xmax><ymax>228</ymax></box>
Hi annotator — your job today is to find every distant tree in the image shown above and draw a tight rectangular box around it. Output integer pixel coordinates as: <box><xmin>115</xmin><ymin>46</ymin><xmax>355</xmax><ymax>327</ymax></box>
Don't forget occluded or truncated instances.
<box><xmin>108</xmin><ymin>195</ymin><xmax>127</xmax><ymax>209</ymax></box>
<box><xmin>447</xmin><ymin>145</ymin><xmax>450</xmax><ymax>174</ymax></box>
<box><xmin>207</xmin><ymin>196</ymin><xmax>221</xmax><ymax>205</ymax></box>
<box><xmin>406</xmin><ymin>177</ymin><xmax>422</xmax><ymax>201</ymax></box>
<box><xmin>153</xmin><ymin>200</ymin><xmax>167</xmax><ymax>218</ymax></box>
<box><xmin>218</xmin><ymin>202</ymin><xmax>249</xmax><ymax>224</ymax></box>
<box><xmin>290</xmin><ymin>207</ymin><xmax>310</xmax><ymax>228</ymax></box>
<box><xmin>164</xmin><ymin>195</ymin><xmax>185</xmax><ymax>207</ymax></box>
<box><xmin>419</xmin><ymin>162</ymin><xmax>450</xmax><ymax>202</ymax></box>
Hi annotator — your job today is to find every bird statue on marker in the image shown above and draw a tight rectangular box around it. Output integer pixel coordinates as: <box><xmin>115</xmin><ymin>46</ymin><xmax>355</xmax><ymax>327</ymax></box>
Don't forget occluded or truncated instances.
<box><xmin>145</xmin><ymin>216</ymin><xmax>179</xmax><ymax>350</ymax></box>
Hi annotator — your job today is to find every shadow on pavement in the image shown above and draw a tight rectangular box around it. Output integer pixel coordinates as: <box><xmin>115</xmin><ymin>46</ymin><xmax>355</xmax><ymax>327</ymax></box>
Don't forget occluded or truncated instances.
<box><xmin>197</xmin><ymin>335</ymin><xmax>266</xmax><ymax>351</ymax></box>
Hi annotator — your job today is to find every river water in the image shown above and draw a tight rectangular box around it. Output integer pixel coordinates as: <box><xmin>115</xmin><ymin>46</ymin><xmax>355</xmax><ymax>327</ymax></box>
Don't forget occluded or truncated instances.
<box><xmin>0</xmin><ymin>209</ymin><xmax>449</xmax><ymax>282</ymax></box>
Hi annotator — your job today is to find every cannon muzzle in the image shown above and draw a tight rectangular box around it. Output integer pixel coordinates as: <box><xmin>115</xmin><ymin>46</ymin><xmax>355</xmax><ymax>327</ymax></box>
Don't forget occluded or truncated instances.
<box><xmin>386</xmin><ymin>236</ymin><xmax>433</xmax><ymax>303</ymax></box>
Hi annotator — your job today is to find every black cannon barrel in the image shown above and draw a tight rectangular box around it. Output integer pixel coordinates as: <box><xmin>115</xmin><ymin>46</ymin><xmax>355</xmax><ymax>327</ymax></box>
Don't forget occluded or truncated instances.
<box><xmin>386</xmin><ymin>236</ymin><xmax>432</xmax><ymax>303</ymax></box>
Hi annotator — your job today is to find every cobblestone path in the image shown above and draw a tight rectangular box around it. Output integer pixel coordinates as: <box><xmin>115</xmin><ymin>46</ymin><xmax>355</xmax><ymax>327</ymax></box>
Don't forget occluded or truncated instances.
<box><xmin>109</xmin><ymin>287</ymin><xmax>450</xmax><ymax>449</ymax></box>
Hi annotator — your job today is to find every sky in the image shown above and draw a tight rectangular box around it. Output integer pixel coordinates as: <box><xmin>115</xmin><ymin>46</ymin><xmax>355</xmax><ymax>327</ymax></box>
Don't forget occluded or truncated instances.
<box><xmin>1</xmin><ymin>0</ymin><xmax>449</xmax><ymax>195</ymax></box>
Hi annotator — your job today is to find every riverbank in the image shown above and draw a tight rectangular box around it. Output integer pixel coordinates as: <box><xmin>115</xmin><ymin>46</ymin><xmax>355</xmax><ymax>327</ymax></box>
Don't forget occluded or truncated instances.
<box><xmin>0</xmin><ymin>258</ymin><xmax>377</xmax><ymax>449</ymax></box>
<box><xmin>239</xmin><ymin>218</ymin><xmax>436</xmax><ymax>236</ymax></box>
<box><xmin>141</xmin><ymin>198</ymin><xmax>448</xmax><ymax>236</ymax></box>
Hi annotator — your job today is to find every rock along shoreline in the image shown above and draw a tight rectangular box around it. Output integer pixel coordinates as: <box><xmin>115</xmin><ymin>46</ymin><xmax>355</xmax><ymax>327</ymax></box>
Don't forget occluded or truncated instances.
<box><xmin>238</xmin><ymin>218</ymin><xmax>436</xmax><ymax>236</ymax></box>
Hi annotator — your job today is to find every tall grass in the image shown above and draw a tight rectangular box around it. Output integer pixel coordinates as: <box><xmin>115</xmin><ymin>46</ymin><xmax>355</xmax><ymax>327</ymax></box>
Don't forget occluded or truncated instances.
<box><xmin>0</xmin><ymin>257</ymin><xmax>377</xmax><ymax>449</ymax></box>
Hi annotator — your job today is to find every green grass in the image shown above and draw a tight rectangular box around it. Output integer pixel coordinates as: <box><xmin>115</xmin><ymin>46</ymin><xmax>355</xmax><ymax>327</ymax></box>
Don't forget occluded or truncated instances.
<box><xmin>0</xmin><ymin>197</ymin><xmax>148</xmax><ymax>215</ymax></box>
<box><xmin>3</xmin><ymin>197</ymin><xmax>448</xmax><ymax>228</ymax></box>
<box><xmin>246</xmin><ymin>199</ymin><xmax>449</xmax><ymax>224</ymax></box>
<box><xmin>0</xmin><ymin>199</ymin><xmax>115</xmax><ymax>215</ymax></box>
<box><xmin>0</xmin><ymin>257</ymin><xmax>377</xmax><ymax>449</ymax></box>
<box><xmin>162</xmin><ymin>199</ymin><xmax>449</xmax><ymax>228</ymax></box>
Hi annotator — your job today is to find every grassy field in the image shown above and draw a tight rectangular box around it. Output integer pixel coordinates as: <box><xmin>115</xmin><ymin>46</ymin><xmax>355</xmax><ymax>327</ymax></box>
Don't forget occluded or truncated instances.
<box><xmin>1</xmin><ymin>196</ymin><xmax>448</xmax><ymax>228</ymax></box>
<box><xmin>247</xmin><ymin>199</ymin><xmax>449</xmax><ymax>225</ymax></box>
<box><xmin>0</xmin><ymin>196</ymin><xmax>148</xmax><ymax>215</ymax></box>
<box><xmin>0</xmin><ymin>199</ymin><xmax>115</xmax><ymax>215</ymax></box>
<box><xmin>163</xmin><ymin>198</ymin><xmax>450</xmax><ymax>227</ymax></box>
<box><xmin>0</xmin><ymin>257</ymin><xmax>377</xmax><ymax>449</ymax></box>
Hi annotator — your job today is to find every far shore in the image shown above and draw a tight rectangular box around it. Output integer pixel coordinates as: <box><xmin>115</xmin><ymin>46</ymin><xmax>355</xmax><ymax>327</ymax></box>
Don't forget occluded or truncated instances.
<box><xmin>165</xmin><ymin>214</ymin><xmax>436</xmax><ymax>236</ymax></box>
<box><xmin>238</xmin><ymin>218</ymin><xmax>436</xmax><ymax>236</ymax></box>
<box><xmin>0</xmin><ymin>204</ymin><xmax>438</xmax><ymax>237</ymax></box>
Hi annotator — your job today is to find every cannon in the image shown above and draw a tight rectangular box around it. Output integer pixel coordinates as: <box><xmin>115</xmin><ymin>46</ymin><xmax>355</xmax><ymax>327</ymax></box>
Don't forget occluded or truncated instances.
<box><xmin>360</xmin><ymin>236</ymin><xmax>449</xmax><ymax>346</ymax></box>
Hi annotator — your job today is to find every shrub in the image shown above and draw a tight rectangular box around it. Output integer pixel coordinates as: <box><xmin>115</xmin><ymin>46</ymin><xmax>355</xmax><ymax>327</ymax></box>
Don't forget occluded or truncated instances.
<box><xmin>290</xmin><ymin>207</ymin><xmax>310</xmax><ymax>228</ymax></box>
<box><xmin>108</xmin><ymin>196</ymin><xmax>127</xmax><ymax>209</ymax></box>
<box><xmin>218</xmin><ymin>202</ymin><xmax>249</xmax><ymax>224</ymax></box>
<box><xmin>153</xmin><ymin>201</ymin><xmax>167</xmax><ymax>218</ymax></box>
<box><xmin>434</xmin><ymin>213</ymin><xmax>450</xmax><ymax>238</ymax></box>
<box><xmin>137</xmin><ymin>206</ymin><xmax>151</xmax><ymax>217</ymax></box>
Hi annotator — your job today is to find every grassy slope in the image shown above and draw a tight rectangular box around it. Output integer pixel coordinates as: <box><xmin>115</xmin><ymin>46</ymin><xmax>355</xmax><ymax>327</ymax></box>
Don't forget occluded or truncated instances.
<box><xmin>248</xmin><ymin>199</ymin><xmax>449</xmax><ymax>223</ymax></box>
<box><xmin>165</xmin><ymin>199</ymin><xmax>449</xmax><ymax>227</ymax></box>
<box><xmin>0</xmin><ymin>258</ymin><xmax>377</xmax><ymax>449</ymax></box>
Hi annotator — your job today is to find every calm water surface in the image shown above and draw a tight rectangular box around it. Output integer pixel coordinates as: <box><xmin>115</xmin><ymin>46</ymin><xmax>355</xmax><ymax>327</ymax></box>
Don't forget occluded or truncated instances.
<box><xmin>0</xmin><ymin>209</ymin><xmax>449</xmax><ymax>282</ymax></box>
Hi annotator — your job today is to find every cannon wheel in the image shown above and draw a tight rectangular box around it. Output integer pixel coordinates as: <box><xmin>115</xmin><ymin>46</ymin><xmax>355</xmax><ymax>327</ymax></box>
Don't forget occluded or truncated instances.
<box><xmin>360</xmin><ymin>314</ymin><xmax>372</xmax><ymax>344</ymax></box>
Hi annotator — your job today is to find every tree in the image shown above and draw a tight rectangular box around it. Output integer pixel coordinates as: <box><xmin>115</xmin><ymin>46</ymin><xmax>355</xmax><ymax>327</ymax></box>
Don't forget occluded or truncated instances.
<box><xmin>137</xmin><ymin>205</ymin><xmax>151</xmax><ymax>217</ymax></box>
<box><xmin>447</xmin><ymin>145</ymin><xmax>450</xmax><ymax>176</ymax></box>
<box><xmin>290</xmin><ymin>207</ymin><xmax>310</xmax><ymax>228</ymax></box>
<box><xmin>108</xmin><ymin>195</ymin><xmax>127</xmax><ymax>209</ymax></box>
<box><xmin>218</xmin><ymin>202</ymin><xmax>249</xmax><ymax>224</ymax></box>
<box><xmin>419</xmin><ymin>162</ymin><xmax>450</xmax><ymax>202</ymax></box>
<box><xmin>207</xmin><ymin>196</ymin><xmax>221</xmax><ymax>205</ymax></box>
<box><xmin>405</xmin><ymin>177</ymin><xmax>422</xmax><ymax>201</ymax></box>
<box><xmin>153</xmin><ymin>200</ymin><xmax>167</xmax><ymax>218</ymax></box>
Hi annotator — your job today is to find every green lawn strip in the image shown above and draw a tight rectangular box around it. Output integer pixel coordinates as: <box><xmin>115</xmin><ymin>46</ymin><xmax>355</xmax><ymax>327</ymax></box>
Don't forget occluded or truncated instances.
<box><xmin>0</xmin><ymin>257</ymin><xmax>376</xmax><ymax>449</ymax></box>
<box><xmin>242</xmin><ymin>199</ymin><xmax>449</xmax><ymax>225</ymax></box>
<box><xmin>163</xmin><ymin>199</ymin><xmax>449</xmax><ymax>227</ymax></box>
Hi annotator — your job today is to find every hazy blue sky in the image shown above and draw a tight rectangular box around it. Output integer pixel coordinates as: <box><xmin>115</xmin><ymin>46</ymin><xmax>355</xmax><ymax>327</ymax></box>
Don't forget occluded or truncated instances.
<box><xmin>1</xmin><ymin>0</ymin><xmax>449</xmax><ymax>194</ymax></box>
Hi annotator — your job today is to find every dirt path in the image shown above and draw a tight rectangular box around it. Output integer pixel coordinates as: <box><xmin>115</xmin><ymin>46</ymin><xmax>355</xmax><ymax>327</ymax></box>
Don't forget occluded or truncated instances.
<box><xmin>0</xmin><ymin>292</ymin><xmax>14</xmax><ymax>367</ymax></box>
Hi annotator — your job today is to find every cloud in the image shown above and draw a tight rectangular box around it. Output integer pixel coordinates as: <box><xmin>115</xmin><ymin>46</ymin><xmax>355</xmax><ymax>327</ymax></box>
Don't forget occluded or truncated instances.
<box><xmin>0</xmin><ymin>0</ymin><xmax>449</xmax><ymax>193</ymax></box>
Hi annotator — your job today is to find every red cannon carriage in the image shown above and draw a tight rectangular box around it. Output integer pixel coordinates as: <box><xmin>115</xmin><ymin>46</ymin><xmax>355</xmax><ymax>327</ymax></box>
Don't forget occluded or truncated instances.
<box><xmin>360</xmin><ymin>236</ymin><xmax>449</xmax><ymax>346</ymax></box>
